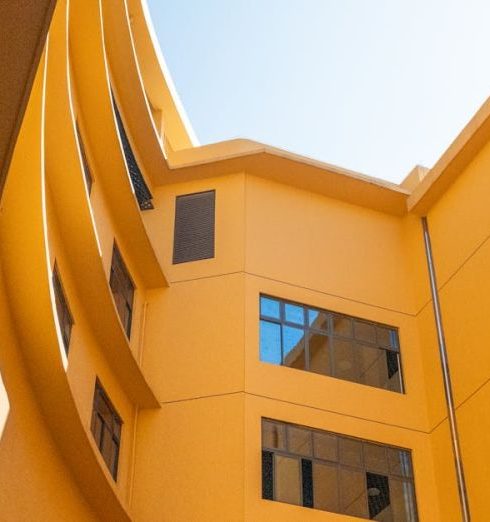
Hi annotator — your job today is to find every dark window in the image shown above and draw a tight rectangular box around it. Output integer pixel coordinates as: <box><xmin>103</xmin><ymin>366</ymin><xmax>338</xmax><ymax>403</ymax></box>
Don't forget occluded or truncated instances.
<box><xmin>260</xmin><ymin>295</ymin><xmax>404</xmax><ymax>393</ymax></box>
<box><xmin>75</xmin><ymin>121</ymin><xmax>93</xmax><ymax>194</ymax></box>
<box><xmin>52</xmin><ymin>264</ymin><xmax>73</xmax><ymax>355</ymax></box>
<box><xmin>109</xmin><ymin>244</ymin><xmax>134</xmax><ymax>338</ymax></box>
<box><xmin>111</xmin><ymin>94</ymin><xmax>153</xmax><ymax>210</ymax></box>
<box><xmin>262</xmin><ymin>419</ymin><xmax>418</xmax><ymax>521</ymax></box>
<box><xmin>173</xmin><ymin>190</ymin><xmax>215</xmax><ymax>264</ymax></box>
<box><xmin>91</xmin><ymin>380</ymin><xmax>122</xmax><ymax>480</ymax></box>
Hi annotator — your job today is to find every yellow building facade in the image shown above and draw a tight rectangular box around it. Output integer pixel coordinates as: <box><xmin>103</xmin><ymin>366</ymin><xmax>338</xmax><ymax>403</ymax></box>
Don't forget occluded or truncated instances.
<box><xmin>0</xmin><ymin>1</ymin><xmax>488</xmax><ymax>521</ymax></box>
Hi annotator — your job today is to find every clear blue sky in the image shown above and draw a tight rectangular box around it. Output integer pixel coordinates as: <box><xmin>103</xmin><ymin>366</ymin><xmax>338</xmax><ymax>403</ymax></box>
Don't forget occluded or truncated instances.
<box><xmin>146</xmin><ymin>0</ymin><xmax>490</xmax><ymax>183</ymax></box>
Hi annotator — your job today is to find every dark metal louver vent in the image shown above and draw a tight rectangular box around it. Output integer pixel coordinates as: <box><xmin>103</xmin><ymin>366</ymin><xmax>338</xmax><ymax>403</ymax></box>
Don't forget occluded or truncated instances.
<box><xmin>173</xmin><ymin>190</ymin><xmax>215</xmax><ymax>264</ymax></box>
<box><xmin>111</xmin><ymin>95</ymin><xmax>153</xmax><ymax>210</ymax></box>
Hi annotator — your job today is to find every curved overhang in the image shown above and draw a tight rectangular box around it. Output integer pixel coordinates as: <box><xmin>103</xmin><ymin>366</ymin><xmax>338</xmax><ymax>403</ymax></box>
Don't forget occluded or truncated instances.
<box><xmin>46</xmin><ymin>0</ymin><xmax>159</xmax><ymax>409</ymax></box>
<box><xmin>0</xmin><ymin>32</ymin><xmax>132</xmax><ymax>521</ymax></box>
<box><xmin>101</xmin><ymin>0</ymin><xmax>168</xmax><ymax>187</ymax></box>
<box><xmin>69</xmin><ymin>0</ymin><xmax>167</xmax><ymax>289</ymax></box>
<box><xmin>24</xmin><ymin>0</ymin><xmax>490</xmax><ymax>223</ymax></box>
<box><xmin>126</xmin><ymin>0</ymin><xmax>198</xmax><ymax>150</ymax></box>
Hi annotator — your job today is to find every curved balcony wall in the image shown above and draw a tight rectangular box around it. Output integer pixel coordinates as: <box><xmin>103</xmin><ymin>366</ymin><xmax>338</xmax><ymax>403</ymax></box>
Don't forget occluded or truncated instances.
<box><xmin>0</xmin><ymin>20</ymin><xmax>133</xmax><ymax>521</ymax></box>
<box><xmin>102</xmin><ymin>0</ymin><xmax>168</xmax><ymax>187</ymax></box>
<box><xmin>68</xmin><ymin>0</ymin><xmax>166</xmax><ymax>290</ymax></box>
<box><xmin>45</xmin><ymin>0</ymin><xmax>158</xmax><ymax>410</ymax></box>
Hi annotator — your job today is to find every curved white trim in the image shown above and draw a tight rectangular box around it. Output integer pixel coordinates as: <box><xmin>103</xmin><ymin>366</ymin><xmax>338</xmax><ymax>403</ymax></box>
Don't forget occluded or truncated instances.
<box><xmin>140</xmin><ymin>0</ymin><xmax>199</xmax><ymax>146</ymax></box>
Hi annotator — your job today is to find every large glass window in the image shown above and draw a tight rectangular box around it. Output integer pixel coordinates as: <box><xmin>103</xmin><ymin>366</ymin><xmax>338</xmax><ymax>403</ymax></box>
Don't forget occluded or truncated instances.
<box><xmin>259</xmin><ymin>295</ymin><xmax>403</xmax><ymax>393</ymax></box>
<box><xmin>109</xmin><ymin>244</ymin><xmax>134</xmax><ymax>338</ymax></box>
<box><xmin>262</xmin><ymin>419</ymin><xmax>418</xmax><ymax>521</ymax></box>
<box><xmin>91</xmin><ymin>379</ymin><xmax>122</xmax><ymax>480</ymax></box>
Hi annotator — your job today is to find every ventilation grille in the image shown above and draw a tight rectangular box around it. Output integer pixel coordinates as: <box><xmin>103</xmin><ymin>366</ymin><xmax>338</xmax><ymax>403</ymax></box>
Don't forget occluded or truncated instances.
<box><xmin>173</xmin><ymin>190</ymin><xmax>215</xmax><ymax>264</ymax></box>
<box><xmin>111</xmin><ymin>95</ymin><xmax>153</xmax><ymax>211</ymax></box>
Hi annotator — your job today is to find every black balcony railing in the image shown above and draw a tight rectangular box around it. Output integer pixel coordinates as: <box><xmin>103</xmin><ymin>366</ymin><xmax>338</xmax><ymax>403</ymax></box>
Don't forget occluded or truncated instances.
<box><xmin>111</xmin><ymin>95</ymin><xmax>153</xmax><ymax>210</ymax></box>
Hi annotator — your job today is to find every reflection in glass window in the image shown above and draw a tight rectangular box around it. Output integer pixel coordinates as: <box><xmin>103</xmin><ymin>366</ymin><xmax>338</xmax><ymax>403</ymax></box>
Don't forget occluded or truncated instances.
<box><xmin>259</xmin><ymin>295</ymin><xmax>404</xmax><ymax>393</ymax></box>
<box><xmin>260</xmin><ymin>296</ymin><xmax>280</xmax><ymax>319</ymax></box>
<box><xmin>262</xmin><ymin>419</ymin><xmax>418</xmax><ymax>521</ymax></box>
<box><xmin>259</xmin><ymin>320</ymin><xmax>281</xmax><ymax>364</ymax></box>
<box><xmin>284</xmin><ymin>303</ymin><xmax>304</xmax><ymax>325</ymax></box>
<box><xmin>282</xmin><ymin>325</ymin><xmax>306</xmax><ymax>369</ymax></box>
<box><xmin>274</xmin><ymin>455</ymin><xmax>301</xmax><ymax>505</ymax></box>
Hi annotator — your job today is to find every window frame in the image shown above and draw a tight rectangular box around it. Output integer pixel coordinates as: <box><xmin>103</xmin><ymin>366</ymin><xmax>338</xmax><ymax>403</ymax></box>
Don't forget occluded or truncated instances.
<box><xmin>90</xmin><ymin>379</ymin><xmax>123</xmax><ymax>480</ymax></box>
<box><xmin>75</xmin><ymin>120</ymin><xmax>93</xmax><ymax>195</ymax></box>
<box><xmin>109</xmin><ymin>243</ymin><xmax>135</xmax><ymax>338</ymax></box>
<box><xmin>259</xmin><ymin>294</ymin><xmax>405</xmax><ymax>393</ymax></box>
<box><xmin>52</xmin><ymin>263</ymin><xmax>74</xmax><ymax>355</ymax></box>
<box><xmin>261</xmin><ymin>418</ymin><xmax>418</xmax><ymax>521</ymax></box>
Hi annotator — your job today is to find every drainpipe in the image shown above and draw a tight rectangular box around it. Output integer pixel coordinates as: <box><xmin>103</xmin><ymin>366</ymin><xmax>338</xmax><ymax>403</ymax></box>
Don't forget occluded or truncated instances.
<box><xmin>421</xmin><ymin>216</ymin><xmax>471</xmax><ymax>522</ymax></box>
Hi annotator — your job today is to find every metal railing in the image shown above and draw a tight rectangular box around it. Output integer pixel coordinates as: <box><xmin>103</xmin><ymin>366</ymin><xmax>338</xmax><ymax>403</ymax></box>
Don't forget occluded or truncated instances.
<box><xmin>111</xmin><ymin>95</ymin><xmax>153</xmax><ymax>210</ymax></box>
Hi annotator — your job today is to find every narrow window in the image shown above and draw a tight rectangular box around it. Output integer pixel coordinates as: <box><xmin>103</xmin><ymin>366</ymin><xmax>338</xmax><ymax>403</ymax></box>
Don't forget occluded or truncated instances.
<box><xmin>91</xmin><ymin>380</ymin><xmax>122</xmax><ymax>480</ymax></box>
<box><xmin>111</xmin><ymin>94</ymin><xmax>153</xmax><ymax>210</ymax></box>
<box><xmin>109</xmin><ymin>244</ymin><xmax>134</xmax><ymax>338</ymax></box>
<box><xmin>52</xmin><ymin>263</ymin><xmax>73</xmax><ymax>355</ymax></box>
<box><xmin>173</xmin><ymin>190</ymin><xmax>215</xmax><ymax>264</ymax></box>
<box><xmin>262</xmin><ymin>419</ymin><xmax>418</xmax><ymax>521</ymax></box>
<box><xmin>75</xmin><ymin>121</ymin><xmax>93</xmax><ymax>195</ymax></box>
<box><xmin>259</xmin><ymin>295</ymin><xmax>404</xmax><ymax>393</ymax></box>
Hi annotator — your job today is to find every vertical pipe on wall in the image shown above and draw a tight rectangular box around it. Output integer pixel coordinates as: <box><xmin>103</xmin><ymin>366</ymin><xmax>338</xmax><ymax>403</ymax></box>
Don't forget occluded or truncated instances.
<box><xmin>421</xmin><ymin>216</ymin><xmax>471</xmax><ymax>522</ymax></box>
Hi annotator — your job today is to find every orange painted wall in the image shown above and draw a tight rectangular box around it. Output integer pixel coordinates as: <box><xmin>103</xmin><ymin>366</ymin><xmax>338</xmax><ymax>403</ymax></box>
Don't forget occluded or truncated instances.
<box><xmin>2</xmin><ymin>0</ymin><xmax>490</xmax><ymax>520</ymax></box>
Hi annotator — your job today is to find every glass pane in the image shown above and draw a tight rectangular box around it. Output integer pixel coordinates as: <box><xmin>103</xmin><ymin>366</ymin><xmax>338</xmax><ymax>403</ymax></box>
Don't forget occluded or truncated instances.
<box><xmin>274</xmin><ymin>455</ymin><xmax>301</xmax><ymax>506</ymax></box>
<box><xmin>387</xmin><ymin>449</ymin><xmax>413</xmax><ymax>478</ymax></box>
<box><xmin>308</xmin><ymin>309</ymin><xmax>329</xmax><ymax>331</ymax></box>
<box><xmin>103</xmin><ymin>438</ymin><xmax>118</xmax><ymax>478</ymax></box>
<box><xmin>287</xmin><ymin>426</ymin><xmax>312</xmax><ymax>456</ymax></box>
<box><xmin>332</xmin><ymin>339</ymin><xmax>359</xmax><ymax>383</ymax></box>
<box><xmin>313</xmin><ymin>432</ymin><xmax>338</xmax><ymax>462</ymax></box>
<box><xmin>112</xmin><ymin>418</ymin><xmax>122</xmax><ymax>439</ymax></box>
<box><xmin>358</xmin><ymin>344</ymin><xmax>383</xmax><ymax>388</ymax></box>
<box><xmin>339</xmin><ymin>437</ymin><xmax>363</xmax><ymax>468</ymax></box>
<box><xmin>390</xmin><ymin>479</ymin><xmax>418</xmax><ymax>522</ymax></box>
<box><xmin>260</xmin><ymin>296</ymin><xmax>280</xmax><ymax>319</ymax></box>
<box><xmin>282</xmin><ymin>326</ymin><xmax>306</xmax><ymax>369</ymax></box>
<box><xmin>260</xmin><ymin>320</ymin><xmax>282</xmax><ymax>364</ymax></box>
<box><xmin>333</xmin><ymin>315</ymin><xmax>353</xmax><ymax>337</ymax></box>
<box><xmin>96</xmin><ymin>396</ymin><xmax>113</xmax><ymax>427</ymax></box>
<box><xmin>364</xmin><ymin>444</ymin><xmax>388</xmax><ymax>474</ymax></box>
<box><xmin>366</xmin><ymin>472</ymin><xmax>392</xmax><ymax>520</ymax></box>
<box><xmin>262</xmin><ymin>420</ymin><xmax>286</xmax><ymax>450</ymax></box>
<box><xmin>308</xmin><ymin>333</ymin><xmax>330</xmax><ymax>375</ymax></box>
<box><xmin>390</xmin><ymin>330</ymin><xmax>399</xmax><ymax>351</ymax></box>
<box><xmin>101</xmin><ymin>428</ymin><xmax>115</xmax><ymax>467</ymax></box>
<box><xmin>284</xmin><ymin>303</ymin><xmax>305</xmax><ymax>325</ymax></box>
<box><xmin>91</xmin><ymin>414</ymin><xmax>103</xmax><ymax>445</ymax></box>
<box><xmin>377</xmin><ymin>326</ymin><xmax>398</xmax><ymax>349</ymax></box>
<box><xmin>354</xmin><ymin>320</ymin><xmax>376</xmax><ymax>343</ymax></box>
<box><xmin>313</xmin><ymin>462</ymin><xmax>339</xmax><ymax>512</ymax></box>
<box><xmin>339</xmin><ymin>468</ymin><xmax>368</xmax><ymax>518</ymax></box>
<box><xmin>386</xmin><ymin>352</ymin><xmax>402</xmax><ymax>392</ymax></box>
